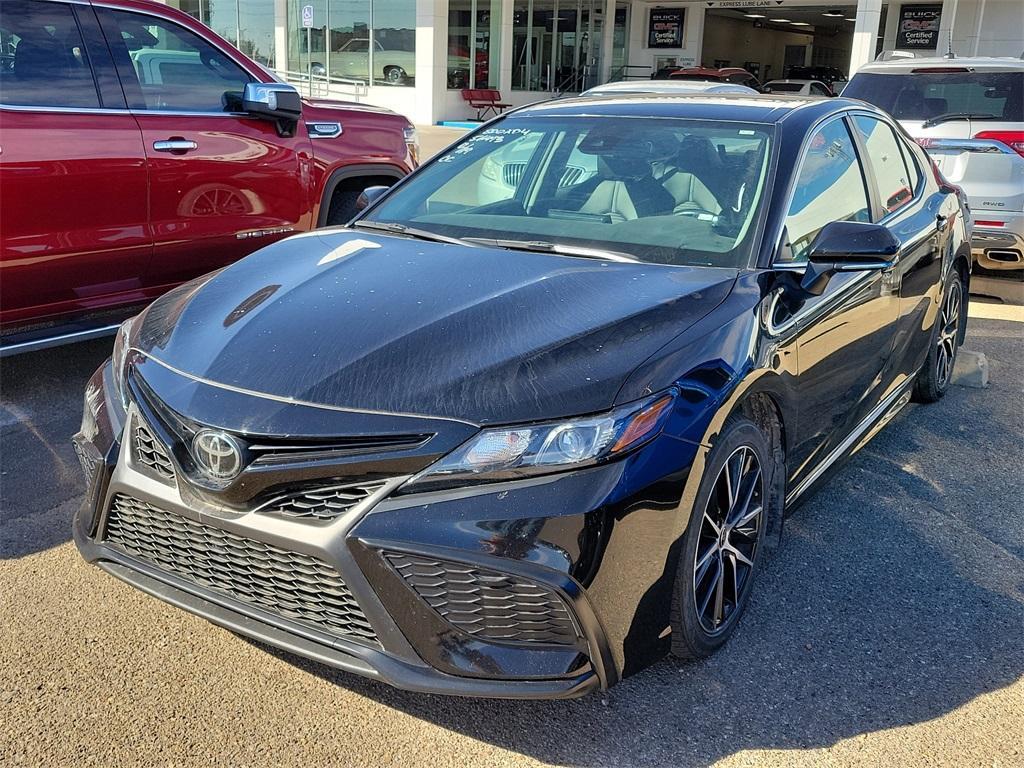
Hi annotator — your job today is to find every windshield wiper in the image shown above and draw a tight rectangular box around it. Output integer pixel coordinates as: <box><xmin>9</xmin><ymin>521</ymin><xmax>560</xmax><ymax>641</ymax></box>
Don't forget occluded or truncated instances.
<box><xmin>351</xmin><ymin>220</ymin><xmax>473</xmax><ymax>247</ymax></box>
<box><xmin>921</xmin><ymin>112</ymin><xmax>999</xmax><ymax>129</ymax></box>
<box><xmin>463</xmin><ymin>237</ymin><xmax>638</xmax><ymax>263</ymax></box>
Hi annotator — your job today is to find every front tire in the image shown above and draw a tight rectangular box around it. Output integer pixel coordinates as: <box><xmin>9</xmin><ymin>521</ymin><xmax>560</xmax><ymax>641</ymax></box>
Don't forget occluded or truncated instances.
<box><xmin>913</xmin><ymin>269</ymin><xmax>964</xmax><ymax>403</ymax></box>
<box><xmin>670</xmin><ymin>416</ymin><xmax>770</xmax><ymax>660</ymax></box>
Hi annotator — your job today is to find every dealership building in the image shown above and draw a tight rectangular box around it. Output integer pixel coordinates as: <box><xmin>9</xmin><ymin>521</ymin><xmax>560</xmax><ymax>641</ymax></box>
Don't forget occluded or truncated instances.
<box><xmin>164</xmin><ymin>0</ymin><xmax>1024</xmax><ymax>123</ymax></box>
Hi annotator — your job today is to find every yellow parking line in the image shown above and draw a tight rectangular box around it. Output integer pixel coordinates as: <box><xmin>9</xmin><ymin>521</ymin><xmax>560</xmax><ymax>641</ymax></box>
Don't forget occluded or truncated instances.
<box><xmin>968</xmin><ymin>303</ymin><xmax>1024</xmax><ymax>322</ymax></box>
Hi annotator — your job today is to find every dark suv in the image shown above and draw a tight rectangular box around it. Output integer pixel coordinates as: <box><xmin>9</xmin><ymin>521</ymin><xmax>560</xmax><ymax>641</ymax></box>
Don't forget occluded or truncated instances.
<box><xmin>0</xmin><ymin>0</ymin><xmax>417</xmax><ymax>349</ymax></box>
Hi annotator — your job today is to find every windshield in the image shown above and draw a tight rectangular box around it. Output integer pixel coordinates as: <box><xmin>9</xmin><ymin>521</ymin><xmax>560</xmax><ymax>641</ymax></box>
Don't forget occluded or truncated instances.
<box><xmin>843</xmin><ymin>71</ymin><xmax>1024</xmax><ymax>122</ymax></box>
<box><xmin>363</xmin><ymin>116</ymin><xmax>774</xmax><ymax>268</ymax></box>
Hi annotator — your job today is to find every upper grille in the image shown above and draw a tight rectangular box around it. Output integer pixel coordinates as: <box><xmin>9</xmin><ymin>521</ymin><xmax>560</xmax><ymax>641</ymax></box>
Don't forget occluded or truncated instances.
<box><xmin>104</xmin><ymin>494</ymin><xmax>377</xmax><ymax>644</ymax></box>
<box><xmin>502</xmin><ymin>162</ymin><xmax>526</xmax><ymax>187</ymax></box>
<box><xmin>132</xmin><ymin>419</ymin><xmax>175</xmax><ymax>481</ymax></box>
<box><xmin>257</xmin><ymin>481</ymin><xmax>386</xmax><ymax>521</ymax></box>
<box><xmin>385</xmin><ymin>552</ymin><xmax>579</xmax><ymax>645</ymax></box>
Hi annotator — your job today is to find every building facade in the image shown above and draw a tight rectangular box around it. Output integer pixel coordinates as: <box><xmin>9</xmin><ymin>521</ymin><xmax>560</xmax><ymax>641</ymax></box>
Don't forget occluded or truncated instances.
<box><xmin>164</xmin><ymin>0</ymin><xmax>1024</xmax><ymax>123</ymax></box>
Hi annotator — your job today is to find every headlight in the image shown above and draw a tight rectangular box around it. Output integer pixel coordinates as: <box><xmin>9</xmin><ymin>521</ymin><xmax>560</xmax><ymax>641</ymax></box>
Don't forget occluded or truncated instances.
<box><xmin>408</xmin><ymin>391</ymin><xmax>676</xmax><ymax>490</ymax></box>
<box><xmin>110</xmin><ymin>314</ymin><xmax>139</xmax><ymax>410</ymax></box>
<box><xmin>403</xmin><ymin>125</ymin><xmax>419</xmax><ymax>166</ymax></box>
<box><xmin>480</xmin><ymin>154</ymin><xmax>501</xmax><ymax>182</ymax></box>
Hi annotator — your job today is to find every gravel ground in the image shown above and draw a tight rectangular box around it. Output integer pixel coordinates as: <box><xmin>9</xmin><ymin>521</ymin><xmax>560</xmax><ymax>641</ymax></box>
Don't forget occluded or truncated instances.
<box><xmin>1</xmin><ymin>312</ymin><xmax>1021</xmax><ymax>768</ymax></box>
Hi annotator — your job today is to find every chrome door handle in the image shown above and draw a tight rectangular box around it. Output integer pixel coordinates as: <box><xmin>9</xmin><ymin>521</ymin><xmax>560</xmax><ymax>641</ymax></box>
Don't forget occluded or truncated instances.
<box><xmin>153</xmin><ymin>139</ymin><xmax>198</xmax><ymax>153</ymax></box>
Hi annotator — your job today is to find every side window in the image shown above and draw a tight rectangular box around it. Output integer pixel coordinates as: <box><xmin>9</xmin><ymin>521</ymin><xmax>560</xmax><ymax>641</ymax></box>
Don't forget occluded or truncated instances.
<box><xmin>811</xmin><ymin>83</ymin><xmax>830</xmax><ymax>97</ymax></box>
<box><xmin>852</xmin><ymin>115</ymin><xmax>916</xmax><ymax>217</ymax></box>
<box><xmin>105</xmin><ymin>9</ymin><xmax>252</xmax><ymax>112</ymax></box>
<box><xmin>781</xmin><ymin>118</ymin><xmax>871</xmax><ymax>263</ymax></box>
<box><xmin>0</xmin><ymin>0</ymin><xmax>100</xmax><ymax>109</ymax></box>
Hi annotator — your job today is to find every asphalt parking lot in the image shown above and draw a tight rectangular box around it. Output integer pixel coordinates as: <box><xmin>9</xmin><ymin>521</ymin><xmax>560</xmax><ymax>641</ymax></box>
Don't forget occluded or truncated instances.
<box><xmin>1</xmin><ymin>307</ymin><xmax>1022</xmax><ymax>767</ymax></box>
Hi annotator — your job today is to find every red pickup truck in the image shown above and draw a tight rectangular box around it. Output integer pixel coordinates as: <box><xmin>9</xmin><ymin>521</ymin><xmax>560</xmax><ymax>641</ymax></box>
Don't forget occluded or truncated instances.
<box><xmin>0</xmin><ymin>0</ymin><xmax>417</xmax><ymax>350</ymax></box>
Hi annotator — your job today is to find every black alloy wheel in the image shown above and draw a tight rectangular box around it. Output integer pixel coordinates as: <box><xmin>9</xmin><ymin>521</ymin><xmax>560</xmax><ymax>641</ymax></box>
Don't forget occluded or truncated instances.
<box><xmin>914</xmin><ymin>269</ymin><xmax>965</xmax><ymax>403</ymax></box>
<box><xmin>693</xmin><ymin>445</ymin><xmax>764</xmax><ymax>634</ymax></box>
<box><xmin>935</xmin><ymin>276</ymin><xmax>963</xmax><ymax>390</ymax></box>
<box><xmin>671</xmin><ymin>415</ymin><xmax>771</xmax><ymax>660</ymax></box>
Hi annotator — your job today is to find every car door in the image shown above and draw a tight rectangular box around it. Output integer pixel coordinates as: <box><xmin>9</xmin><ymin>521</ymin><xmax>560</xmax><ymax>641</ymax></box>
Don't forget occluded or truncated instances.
<box><xmin>850</xmin><ymin>113</ymin><xmax>944</xmax><ymax>383</ymax></box>
<box><xmin>775</xmin><ymin>115</ymin><xmax>901</xmax><ymax>492</ymax></box>
<box><xmin>95</xmin><ymin>5</ymin><xmax>315</xmax><ymax>287</ymax></box>
<box><xmin>0</xmin><ymin>0</ymin><xmax>150</xmax><ymax>326</ymax></box>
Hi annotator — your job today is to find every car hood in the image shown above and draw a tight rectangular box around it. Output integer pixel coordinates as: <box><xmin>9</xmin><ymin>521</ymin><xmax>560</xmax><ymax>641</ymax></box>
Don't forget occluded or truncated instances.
<box><xmin>136</xmin><ymin>230</ymin><xmax>736</xmax><ymax>425</ymax></box>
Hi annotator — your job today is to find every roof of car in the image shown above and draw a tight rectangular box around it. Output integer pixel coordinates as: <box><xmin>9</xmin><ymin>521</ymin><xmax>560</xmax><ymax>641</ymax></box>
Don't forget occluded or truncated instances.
<box><xmin>856</xmin><ymin>56</ymin><xmax>1024</xmax><ymax>73</ymax></box>
<box><xmin>582</xmin><ymin>81</ymin><xmax>758</xmax><ymax>96</ymax></box>
<box><xmin>510</xmin><ymin>93</ymin><xmax>864</xmax><ymax>124</ymax></box>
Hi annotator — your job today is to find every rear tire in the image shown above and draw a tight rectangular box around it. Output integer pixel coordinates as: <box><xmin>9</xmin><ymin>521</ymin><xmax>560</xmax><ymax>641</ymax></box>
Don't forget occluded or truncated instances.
<box><xmin>670</xmin><ymin>415</ymin><xmax>770</xmax><ymax>660</ymax></box>
<box><xmin>913</xmin><ymin>269</ymin><xmax>964</xmax><ymax>403</ymax></box>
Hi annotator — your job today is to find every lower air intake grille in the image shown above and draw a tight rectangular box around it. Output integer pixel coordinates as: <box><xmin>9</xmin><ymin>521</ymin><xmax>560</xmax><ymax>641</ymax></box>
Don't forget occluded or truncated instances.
<box><xmin>257</xmin><ymin>481</ymin><xmax>386</xmax><ymax>521</ymax></box>
<box><xmin>133</xmin><ymin>420</ymin><xmax>175</xmax><ymax>481</ymax></box>
<box><xmin>385</xmin><ymin>552</ymin><xmax>579</xmax><ymax>645</ymax></box>
<box><xmin>104</xmin><ymin>494</ymin><xmax>377</xmax><ymax>644</ymax></box>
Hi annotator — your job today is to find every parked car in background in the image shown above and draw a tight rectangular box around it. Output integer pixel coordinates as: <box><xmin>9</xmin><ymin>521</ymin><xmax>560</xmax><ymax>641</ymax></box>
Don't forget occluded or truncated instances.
<box><xmin>664</xmin><ymin>67</ymin><xmax>762</xmax><ymax>91</ymax></box>
<box><xmin>583</xmin><ymin>80</ymin><xmax>758</xmax><ymax>96</ymax></box>
<box><xmin>843</xmin><ymin>56</ymin><xmax>1023</xmax><ymax>300</ymax></box>
<box><xmin>73</xmin><ymin>93</ymin><xmax>970</xmax><ymax>699</ymax></box>
<box><xmin>787</xmin><ymin>65</ymin><xmax>847</xmax><ymax>92</ymax></box>
<box><xmin>332</xmin><ymin>38</ymin><xmax>415</xmax><ymax>85</ymax></box>
<box><xmin>0</xmin><ymin>0</ymin><xmax>418</xmax><ymax>352</ymax></box>
<box><xmin>763</xmin><ymin>79</ymin><xmax>834</xmax><ymax>97</ymax></box>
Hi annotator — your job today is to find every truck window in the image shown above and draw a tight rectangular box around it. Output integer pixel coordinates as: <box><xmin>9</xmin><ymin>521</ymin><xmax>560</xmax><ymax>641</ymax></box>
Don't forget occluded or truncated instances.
<box><xmin>0</xmin><ymin>0</ymin><xmax>100</xmax><ymax>109</ymax></box>
<box><xmin>103</xmin><ymin>8</ymin><xmax>253</xmax><ymax>113</ymax></box>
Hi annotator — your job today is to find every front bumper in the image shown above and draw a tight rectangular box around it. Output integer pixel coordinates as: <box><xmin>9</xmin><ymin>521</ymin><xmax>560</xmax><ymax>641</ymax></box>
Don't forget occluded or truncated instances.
<box><xmin>72</xmin><ymin>361</ymin><xmax>688</xmax><ymax>699</ymax></box>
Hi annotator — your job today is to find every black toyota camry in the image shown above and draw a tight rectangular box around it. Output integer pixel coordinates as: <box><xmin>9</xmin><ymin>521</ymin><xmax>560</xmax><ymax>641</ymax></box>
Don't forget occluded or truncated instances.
<box><xmin>73</xmin><ymin>94</ymin><xmax>971</xmax><ymax>699</ymax></box>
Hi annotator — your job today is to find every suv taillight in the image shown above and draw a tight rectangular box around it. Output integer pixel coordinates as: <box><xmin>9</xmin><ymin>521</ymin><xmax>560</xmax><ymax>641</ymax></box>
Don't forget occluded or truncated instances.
<box><xmin>974</xmin><ymin>130</ymin><xmax>1024</xmax><ymax>158</ymax></box>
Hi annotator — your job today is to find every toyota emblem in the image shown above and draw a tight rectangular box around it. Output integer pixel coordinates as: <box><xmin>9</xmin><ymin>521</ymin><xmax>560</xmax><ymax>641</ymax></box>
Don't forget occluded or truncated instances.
<box><xmin>192</xmin><ymin>429</ymin><xmax>243</xmax><ymax>480</ymax></box>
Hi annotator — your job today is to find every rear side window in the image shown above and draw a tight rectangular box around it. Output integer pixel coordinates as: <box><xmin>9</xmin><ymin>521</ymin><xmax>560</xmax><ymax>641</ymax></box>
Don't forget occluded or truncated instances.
<box><xmin>843</xmin><ymin>71</ymin><xmax>1024</xmax><ymax>122</ymax></box>
<box><xmin>0</xmin><ymin>0</ymin><xmax>100</xmax><ymax>109</ymax></box>
<box><xmin>102</xmin><ymin>9</ymin><xmax>252</xmax><ymax>112</ymax></box>
<box><xmin>852</xmin><ymin>115</ymin><xmax>916</xmax><ymax>216</ymax></box>
<box><xmin>781</xmin><ymin>118</ymin><xmax>872</xmax><ymax>262</ymax></box>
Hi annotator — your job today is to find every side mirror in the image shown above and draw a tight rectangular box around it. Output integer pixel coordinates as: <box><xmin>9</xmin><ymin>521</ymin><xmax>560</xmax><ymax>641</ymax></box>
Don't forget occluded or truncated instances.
<box><xmin>355</xmin><ymin>185</ymin><xmax>391</xmax><ymax>212</ymax></box>
<box><xmin>242</xmin><ymin>82</ymin><xmax>302</xmax><ymax>135</ymax></box>
<box><xmin>799</xmin><ymin>221</ymin><xmax>900</xmax><ymax>296</ymax></box>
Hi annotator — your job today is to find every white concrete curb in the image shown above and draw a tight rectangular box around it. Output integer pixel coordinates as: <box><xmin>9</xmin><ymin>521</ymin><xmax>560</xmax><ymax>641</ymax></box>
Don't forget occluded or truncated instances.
<box><xmin>953</xmin><ymin>350</ymin><xmax>989</xmax><ymax>389</ymax></box>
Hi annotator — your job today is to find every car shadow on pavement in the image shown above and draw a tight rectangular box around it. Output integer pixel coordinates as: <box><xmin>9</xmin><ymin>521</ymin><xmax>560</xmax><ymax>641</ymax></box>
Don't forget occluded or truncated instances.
<box><xmin>254</xmin><ymin>398</ymin><xmax>1024</xmax><ymax>767</ymax></box>
<box><xmin>0</xmin><ymin>339</ymin><xmax>112</xmax><ymax>559</ymax></box>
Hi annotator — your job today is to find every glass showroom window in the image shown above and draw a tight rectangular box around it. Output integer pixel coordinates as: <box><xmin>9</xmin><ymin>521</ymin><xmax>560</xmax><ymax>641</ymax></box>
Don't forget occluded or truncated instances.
<box><xmin>511</xmin><ymin>0</ymin><xmax>628</xmax><ymax>92</ymax></box>
<box><xmin>448</xmin><ymin>0</ymin><xmax>501</xmax><ymax>89</ymax></box>
<box><xmin>286</xmin><ymin>0</ymin><xmax>414</xmax><ymax>86</ymax></box>
<box><xmin>170</xmin><ymin>0</ymin><xmax>276</xmax><ymax>67</ymax></box>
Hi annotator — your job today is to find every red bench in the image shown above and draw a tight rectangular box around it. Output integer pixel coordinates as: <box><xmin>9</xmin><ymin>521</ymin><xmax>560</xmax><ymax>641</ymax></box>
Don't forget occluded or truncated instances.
<box><xmin>461</xmin><ymin>89</ymin><xmax>512</xmax><ymax>120</ymax></box>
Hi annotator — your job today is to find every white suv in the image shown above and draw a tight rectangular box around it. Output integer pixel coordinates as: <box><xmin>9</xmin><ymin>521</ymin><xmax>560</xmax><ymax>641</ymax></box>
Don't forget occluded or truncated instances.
<box><xmin>844</xmin><ymin>56</ymin><xmax>1024</xmax><ymax>300</ymax></box>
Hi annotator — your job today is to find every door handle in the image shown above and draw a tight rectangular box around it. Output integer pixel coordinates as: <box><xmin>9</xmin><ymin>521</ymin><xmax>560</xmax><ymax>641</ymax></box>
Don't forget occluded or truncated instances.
<box><xmin>153</xmin><ymin>139</ymin><xmax>198</xmax><ymax>153</ymax></box>
<box><xmin>936</xmin><ymin>213</ymin><xmax>948</xmax><ymax>230</ymax></box>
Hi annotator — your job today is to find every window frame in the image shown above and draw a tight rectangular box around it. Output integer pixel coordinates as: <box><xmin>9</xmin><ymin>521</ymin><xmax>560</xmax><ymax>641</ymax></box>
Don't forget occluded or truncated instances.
<box><xmin>0</xmin><ymin>0</ymin><xmax>111</xmax><ymax>112</ymax></box>
<box><xmin>849</xmin><ymin>110</ymin><xmax>926</xmax><ymax>225</ymax></box>
<box><xmin>773</xmin><ymin>112</ymin><xmax>876</xmax><ymax>267</ymax></box>
<box><xmin>95</xmin><ymin>4</ymin><xmax>262</xmax><ymax>117</ymax></box>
